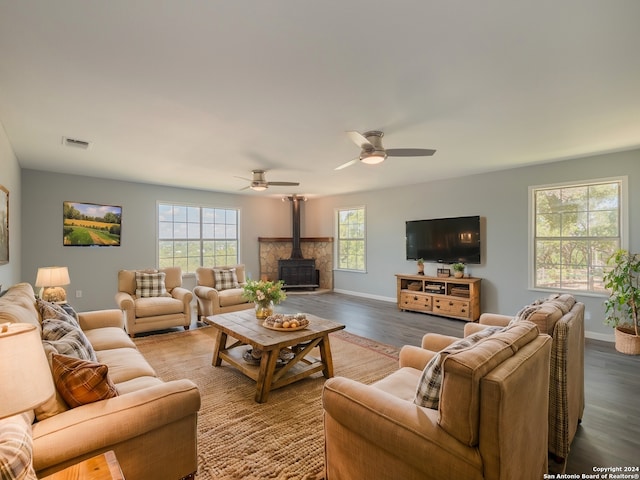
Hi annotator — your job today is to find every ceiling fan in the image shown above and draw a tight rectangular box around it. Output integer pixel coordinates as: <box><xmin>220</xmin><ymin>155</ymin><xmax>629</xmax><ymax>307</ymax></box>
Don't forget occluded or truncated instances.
<box><xmin>236</xmin><ymin>169</ymin><xmax>300</xmax><ymax>191</ymax></box>
<box><xmin>335</xmin><ymin>130</ymin><xmax>436</xmax><ymax>170</ymax></box>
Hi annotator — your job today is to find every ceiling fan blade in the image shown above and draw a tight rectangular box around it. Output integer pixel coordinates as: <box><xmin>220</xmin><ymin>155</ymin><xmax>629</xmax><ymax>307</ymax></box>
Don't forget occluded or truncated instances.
<box><xmin>386</xmin><ymin>148</ymin><xmax>436</xmax><ymax>157</ymax></box>
<box><xmin>238</xmin><ymin>185</ymin><xmax>251</xmax><ymax>191</ymax></box>
<box><xmin>334</xmin><ymin>158</ymin><xmax>360</xmax><ymax>171</ymax></box>
<box><xmin>346</xmin><ymin>131</ymin><xmax>373</xmax><ymax>149</ymax></box>
<box><xmin>267</xmin><ymin>181</ymin><xmax>300</xmax><ymax>186</ymax></box>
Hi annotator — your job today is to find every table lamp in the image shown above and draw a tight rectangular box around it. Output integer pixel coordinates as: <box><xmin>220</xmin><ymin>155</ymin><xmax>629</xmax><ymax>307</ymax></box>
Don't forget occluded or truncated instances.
<box><xmin>0</xmin><ymin>323</ymin><xmax>55</xmax><ymax>419</ymax></box>
<box><xmin>35</xmin><ymin>266</ymin><xmax>70</xmax><ymax>303</ymax></box>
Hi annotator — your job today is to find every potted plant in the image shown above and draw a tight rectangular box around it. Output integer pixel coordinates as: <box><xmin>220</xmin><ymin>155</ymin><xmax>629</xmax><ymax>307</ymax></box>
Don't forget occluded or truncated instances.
<box><xmin>603</xmin><ymin>249</ymin><xmax>640</xmax><ymax>355</ymax></box>
<box><xmin>417</xmin><ymin>258</ymin><xmax>425</xmax><ymax>275</ymax></box>
<box><xmin>452</xmin><ymin>262</ymin><xmax>465</xmax><ymax>278</ymax></box>
<box><xmin>243</xmin><ymin>279</ymin><xmax>287</xmax><ymax>320</ymax></box>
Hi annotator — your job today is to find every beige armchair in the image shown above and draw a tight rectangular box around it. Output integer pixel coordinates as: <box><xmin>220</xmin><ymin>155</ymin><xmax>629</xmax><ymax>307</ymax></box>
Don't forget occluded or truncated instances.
<box><xmin>193</xmin><ymin>265</ymin><xmax>253</xmax><ymax>320</ymax></box>
<box><xmin>115</xmin><ymin>266</ymin><xmax>192</xmax><ymax>337</ymax></box>
<box><xmin>323</xmin><ymin>321</ymin><xmax>551</xmax><ymax>480</ymax></box>
<box><xmin>464</xmin><ymin>294</ymin><xmax>585</xmax><ymax>464</ymax></box>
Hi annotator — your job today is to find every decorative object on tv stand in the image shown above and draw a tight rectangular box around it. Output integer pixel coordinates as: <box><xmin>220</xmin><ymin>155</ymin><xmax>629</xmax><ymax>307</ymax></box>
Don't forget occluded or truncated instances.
<box><xmin>35</xmin><ymin>266</ymin><xmax>70</xmax><ymax>302</ymax></box>
<box><xmin>242</xmin><ymin>279</ymin><xmax>287</xmax><ymax>319</ymax></box>
<box><xmin>437</xmin><ymin>268</ymin><xmax>450</xmax><ymax>278</ymax></box>
<box><xmin>603</xmin><ymin>249</ymin><xmax>640</xmax><ymax>355</ymax></box>
<box><xmin>452</xmin><ymin>263</ymin><xmax>465</xmax><ymax>279</ymax></box>
<box><xmin>417</xmin><ymin>258</ymin><xmax>424</xmax><ymax>275</ymax></box>
<box><xmin>0</xmin><ymin>322</ymin><xmax>55</xmax><ymax>419</ymax></box>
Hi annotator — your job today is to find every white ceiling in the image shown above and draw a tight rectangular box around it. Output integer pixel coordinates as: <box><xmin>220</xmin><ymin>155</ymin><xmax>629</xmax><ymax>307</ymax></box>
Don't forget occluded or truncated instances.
<box><xmin>1</xmin><ymin>1</ymin><xmax>639</xmax><ymax>197</ymax></box>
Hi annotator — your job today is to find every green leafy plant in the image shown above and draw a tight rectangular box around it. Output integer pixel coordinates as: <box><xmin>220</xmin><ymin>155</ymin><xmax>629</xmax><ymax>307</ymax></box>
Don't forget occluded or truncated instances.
<box><xmin>417</xmin><ymin>258</ymin><xmax>424</xmax><ymax>265</ymax></box>
<box><xmin>452</xmin><ymin>262</ymin><xmax>465</xmax><ymax>273</ymax></box>
<box><xmin>603</xmin><ymin>249</ymin><xmax>640</xmax><ymax>337</ymax></box>
<box><xmin>242</xmin><ymin>279</ymin><xmax>287</xmax><ymax>306</ymax></box>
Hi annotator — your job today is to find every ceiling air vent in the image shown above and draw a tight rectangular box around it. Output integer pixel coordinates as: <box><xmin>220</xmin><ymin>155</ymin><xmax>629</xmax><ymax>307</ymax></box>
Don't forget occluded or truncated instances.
<box><xmin>62</xmin><ymin>136</ymin><xmax>92</xmax><ymax>149</ymax></box>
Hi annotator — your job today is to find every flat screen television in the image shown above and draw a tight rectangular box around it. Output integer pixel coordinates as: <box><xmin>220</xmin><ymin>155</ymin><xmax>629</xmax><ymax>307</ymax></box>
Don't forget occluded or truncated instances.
<box><xmin>406</xmin><ymin>215</ymin><xmax>481</xmax><ymax>264</ymax></box>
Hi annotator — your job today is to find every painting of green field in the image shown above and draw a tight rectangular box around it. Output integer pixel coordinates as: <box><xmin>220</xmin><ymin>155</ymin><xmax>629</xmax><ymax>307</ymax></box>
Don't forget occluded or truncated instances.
<box><xmin>63</xmin><ymin>201</ymin><xmax>121</xmax><ymax>246</ymax></box>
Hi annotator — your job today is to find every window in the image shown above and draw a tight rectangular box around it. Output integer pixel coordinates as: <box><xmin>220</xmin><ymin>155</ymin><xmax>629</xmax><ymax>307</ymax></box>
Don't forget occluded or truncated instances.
<box><xmin>158</xmin><ymin>203</ymin><xmax>239</xmax><ymax>273</ymax></box>
<box><xmin>530</xmin><ymin>177</ymin><xmax>626</xmax><ymax>293</ymax></box>
<box><xmin>337</xmin><ymin>206</ymin><xmax>365</xmax><ymax>271</ymax></box>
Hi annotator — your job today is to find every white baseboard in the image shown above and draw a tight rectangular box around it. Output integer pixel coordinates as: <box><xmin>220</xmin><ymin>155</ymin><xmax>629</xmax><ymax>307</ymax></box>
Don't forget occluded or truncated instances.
<box><xmin>333</xmin><ymin>288</ymin><xmax>396</xmax><ymax>303</ymax></box>
<box><xmin>585</xmin><ymin>331</ymin><xmax>615</xmax><ymax>343</ymax></box>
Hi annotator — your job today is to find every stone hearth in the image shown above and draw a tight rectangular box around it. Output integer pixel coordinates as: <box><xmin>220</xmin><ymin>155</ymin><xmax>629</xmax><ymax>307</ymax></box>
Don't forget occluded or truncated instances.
<box><xmin>258</xmin><ymin>237</ymin><xmax>333</xmax><ymax>290</ymax></box>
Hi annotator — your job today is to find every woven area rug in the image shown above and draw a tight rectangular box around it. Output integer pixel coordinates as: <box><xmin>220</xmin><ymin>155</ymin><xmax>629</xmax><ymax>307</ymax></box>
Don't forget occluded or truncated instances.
<box><xmin>134</xmin><ymin>327</ymin><xmax>399</xmax><ymax>480</ymax></box>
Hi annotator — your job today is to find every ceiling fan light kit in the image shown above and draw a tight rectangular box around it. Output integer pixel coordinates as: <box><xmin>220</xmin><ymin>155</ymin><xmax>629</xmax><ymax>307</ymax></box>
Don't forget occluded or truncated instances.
<box><xmin>360</xmin><ymin>152</ymin><xmax>387</xmax><ymax>165</ymax></box>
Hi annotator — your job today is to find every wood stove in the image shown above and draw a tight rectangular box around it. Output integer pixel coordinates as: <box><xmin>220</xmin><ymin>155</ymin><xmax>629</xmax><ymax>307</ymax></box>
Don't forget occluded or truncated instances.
<box><xmin>278</xmin><ymin>195</ymin><xmax>319</xmax><ymax>290</ymax></box>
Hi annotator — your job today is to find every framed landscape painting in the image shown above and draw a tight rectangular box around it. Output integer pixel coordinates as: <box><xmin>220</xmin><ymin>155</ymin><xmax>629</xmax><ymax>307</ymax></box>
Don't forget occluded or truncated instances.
<box><xmin>63</xmin><ymin>201</ymin><xmax>122</xmax><ymax>246</ymax></box>
<box><xmin>0</xmin><ymin>185</ymin><xmax>8</xmax><ymax>264</ymax></box>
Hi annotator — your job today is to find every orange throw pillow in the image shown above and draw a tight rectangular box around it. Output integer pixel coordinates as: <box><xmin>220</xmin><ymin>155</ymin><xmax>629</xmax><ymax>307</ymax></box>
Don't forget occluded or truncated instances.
<box><xmin>51</xmin><ymin>354</ymin><xmax>118</xmax><ymax>408</ymax></box>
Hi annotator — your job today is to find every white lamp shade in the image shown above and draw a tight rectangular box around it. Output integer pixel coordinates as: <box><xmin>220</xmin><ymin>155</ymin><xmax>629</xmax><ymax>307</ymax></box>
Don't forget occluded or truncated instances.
<box><xmin>0</xmin><ymin>323</ymin><xmax>55</xmax><ymax>419</ymax></box>
<box><xmin>35</xmin><ymin>266</ymin><xmax>70</xmax><ymax>287</ymax></box>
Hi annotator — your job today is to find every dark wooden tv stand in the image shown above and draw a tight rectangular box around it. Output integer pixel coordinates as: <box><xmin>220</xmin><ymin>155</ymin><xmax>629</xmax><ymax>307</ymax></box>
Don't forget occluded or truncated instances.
<box><xmin>395</xmin><ymin>274</ymin><xmax>481</xmax><ymax>321</ymax></box>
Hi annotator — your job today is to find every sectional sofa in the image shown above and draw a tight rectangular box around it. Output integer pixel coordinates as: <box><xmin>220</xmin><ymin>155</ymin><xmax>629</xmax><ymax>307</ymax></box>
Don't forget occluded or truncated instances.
<box><xmin>0</xmin><ymin>283</ymin><xmax>201</xmax><ymax>479</ymax></box>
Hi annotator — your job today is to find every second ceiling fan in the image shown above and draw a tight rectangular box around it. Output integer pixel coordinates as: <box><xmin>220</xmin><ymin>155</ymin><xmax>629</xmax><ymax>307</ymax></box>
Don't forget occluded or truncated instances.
<box><xmin>335</xmin><ymin>130</ymin><xmax>436</xmax><ymax>170</ymax></box>
<box><xmin>237</xmin><ymin>170</ymin><xmax>300</xmax><ymax>191</ymax></box>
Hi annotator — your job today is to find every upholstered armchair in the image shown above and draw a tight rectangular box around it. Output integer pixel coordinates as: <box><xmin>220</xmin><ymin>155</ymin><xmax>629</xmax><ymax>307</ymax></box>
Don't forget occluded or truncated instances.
<box><xmin>322</xmin><ymin>321</ymin><xmax>552</xmax><ymax>480</ymax></box>
<box><xmin>193</xmin><ymin>265</ymin><xmax>253</xmax><ymax>321</ymax></box>
<box><xmin>115</xmin><ymin>266</ymin><xmax>192</xmax><ymax>337</ymax></box>
<box><xmin>464</xmin><ymin>294</ymin><xmax>585</xmax><ymax>464</ymax></box>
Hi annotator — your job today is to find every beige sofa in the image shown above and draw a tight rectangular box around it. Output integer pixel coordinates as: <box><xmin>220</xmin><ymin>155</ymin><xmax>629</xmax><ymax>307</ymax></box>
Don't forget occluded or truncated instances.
<box><xmin>323</xmin><ymin>321</ymin><xmax>551</xmax><ymax>480</ymax></box>
<box><xmin>115</xmin><ymin>267</ymin><xmax>193</xmax><ymax>337</ymax></box>
<box><xmin>465</xmin><ymin>293</ymin><xmax>585</xmax><ymax>463</ymax></box>
<box><xmin>0</xmin><ymin>283</ymin><xmax>200</xmax><ymax>480</ymax></box>
<box><xmin>193</xmin><ymin>265</ymin><xmax>253</xmax><ymax>320</ymax></box>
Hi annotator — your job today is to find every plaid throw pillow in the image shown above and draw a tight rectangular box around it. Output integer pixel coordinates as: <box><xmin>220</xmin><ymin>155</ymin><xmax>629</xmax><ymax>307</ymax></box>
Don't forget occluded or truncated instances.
<box><xmin>0</xmin><ymin>414</ymin><xmax>37</xmax><ymax>480</ymax></box>
<box><xmin>214</xmin><ymin>268</ymin><xmax>239</xmax><ymax>290</ymax></box>
<box><xmin>135</xmin><ymin>271</ymin><xmax>168</xmax><ymax>297</ymax></box>
<box><xmin>41</xmin><ymin>319</ymin><xmax>98</xmax><ymax>362</ymax></box>
<box><xmin>414</xmin><ymin>326</ymin><xmax>504</xmax><ymax>409</ymax></box>
<box><xmin>37</xmin><ymin>298</ymin><xmax>80</xmax><ymax>329</ymax></box>
<box><xmin>51</xmin><ymin>354</ymin><xmax>118</xmax><ymax>408</ymax></box>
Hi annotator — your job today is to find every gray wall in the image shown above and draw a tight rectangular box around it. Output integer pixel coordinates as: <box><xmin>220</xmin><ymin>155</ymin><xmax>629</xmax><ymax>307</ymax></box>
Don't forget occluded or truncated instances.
<box><xmin>17</xmin><ymin>147</ymin><xmax>640</xmax><ymax>341</ymax></box>
<box><xmin>21</xmin><ymin>169</ymin><xmax>292</xmax><ymax>311</ymax></box>
<box><xmin>0</xmin><ymin>122</ymin><xmax>21</xmax><ymax>289</ymax></box>
<box><xmin>305</xmin><ymin>148</ymin><xmax>639</xmax><ymax>340</ymax></box>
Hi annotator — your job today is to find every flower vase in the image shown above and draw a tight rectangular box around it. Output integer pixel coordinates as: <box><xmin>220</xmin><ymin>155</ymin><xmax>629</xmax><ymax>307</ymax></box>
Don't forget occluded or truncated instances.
<box><xmin>255</xmin><ymin>301</ymin><xmax>274</xmax><ymax>320</ymax></box>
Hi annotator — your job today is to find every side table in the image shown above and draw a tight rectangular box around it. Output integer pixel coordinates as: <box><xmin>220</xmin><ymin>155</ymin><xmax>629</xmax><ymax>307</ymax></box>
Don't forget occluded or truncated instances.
<box><xmin>41</xmin><ymin>451</ymin><xmax>124</xmax><ymax>480</ymax></box>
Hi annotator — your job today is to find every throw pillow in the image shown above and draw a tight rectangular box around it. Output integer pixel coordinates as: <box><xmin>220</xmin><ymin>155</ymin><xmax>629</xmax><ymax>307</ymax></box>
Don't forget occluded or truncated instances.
<box><xmin>0</xmin><ymin>414</ymin><xmax>37</xmax><ymax>480</ymax></box>
<box><xmin>135</xmin><ymin>271</ymin><xmax>168</xmax><ymax>298</ymax></box>
<box><xmin>51</xmin><ymin>354</ymin><xmax>118</xmax><ymax>408</ymax></box>
<box><xmin>509</xmin><ymin>293</ymin><xmax>573</xmax><ymax>334</ymax></box>
<box><xmin>214</xmin><ymin>268</ymin><xmax>239</xmax><ymax>290</ymax></box>
<box><xmin>414</xmin><ymin>326</ymin><xmax>504</xmax><ymax>409</ymax></box>
<box><xmin>36</xmin><ymin>298</ymin><xmax>80</xmax><ymax>328</ymax></box>
<box><xmin>41</xmin><ymin>319</ymin><xmax>98</xmax><ymax>362</ymax></box>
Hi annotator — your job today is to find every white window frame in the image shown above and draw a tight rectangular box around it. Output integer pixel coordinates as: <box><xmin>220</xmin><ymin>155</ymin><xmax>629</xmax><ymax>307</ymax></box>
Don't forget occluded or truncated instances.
<box><xmin>528</xmin><ymin>176</ymin><xmax>628</xmax><ymax>296</ymax></box>
<box><xmin>157</xmin><ymin>202</ymin><xmax>240</xmax><ymax>273</ymax></box>
<box><xmin>335</xmin><ymin>206</ymin><xmax>366</xmax><ymax>272</ymax></box>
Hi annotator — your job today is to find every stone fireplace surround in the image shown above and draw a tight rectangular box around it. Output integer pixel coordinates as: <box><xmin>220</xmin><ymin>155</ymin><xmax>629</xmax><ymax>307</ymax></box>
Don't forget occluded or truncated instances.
<box><xmin>258</xmin><ymin>237</ymin><xmax>334</xmax><ymax>290</ymax></box>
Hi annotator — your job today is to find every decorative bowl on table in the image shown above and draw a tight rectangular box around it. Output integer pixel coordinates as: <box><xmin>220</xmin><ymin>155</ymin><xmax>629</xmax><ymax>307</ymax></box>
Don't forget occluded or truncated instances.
<box><xmin>262</xmin><ymin>313</ymin><xmax>310</xmax><ymax>331</ymax></box>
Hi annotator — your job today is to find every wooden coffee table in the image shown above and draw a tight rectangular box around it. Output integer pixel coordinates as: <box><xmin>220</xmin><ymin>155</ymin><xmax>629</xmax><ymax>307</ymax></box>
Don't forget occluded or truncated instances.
<box><xmin>204</xmin><ymin>310</ymin><xmax>345</xmax><ymax>403</ymax></box>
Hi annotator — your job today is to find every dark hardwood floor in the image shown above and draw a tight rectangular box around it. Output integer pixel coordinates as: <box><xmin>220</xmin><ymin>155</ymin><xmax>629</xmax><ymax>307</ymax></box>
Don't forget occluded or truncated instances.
<box><xmin>279</xmin><ymin>291</ymin><xmax>640</xmax><ymax>475</ymax></box>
